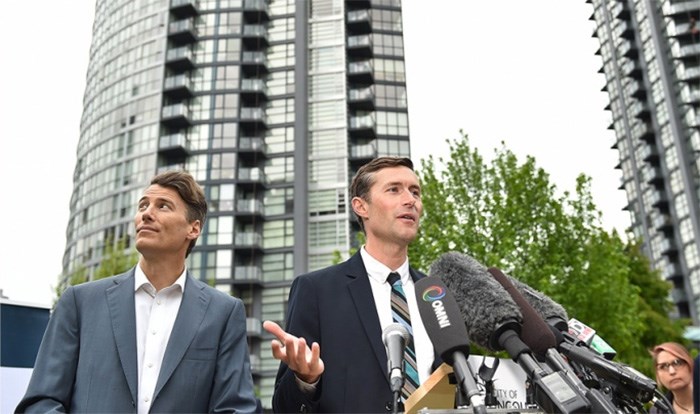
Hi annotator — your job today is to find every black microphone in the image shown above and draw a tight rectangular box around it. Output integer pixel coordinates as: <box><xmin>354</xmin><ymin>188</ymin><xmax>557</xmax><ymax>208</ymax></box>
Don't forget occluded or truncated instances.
<box><xmin>414</xmin><ymin>276</ymin><xmax>486</xmax><ymax>414</ymax></box>
<box><xmin>489</xmin><ymin>267</ymin><xmax>620</xmax><ymax>414</ymax></box>
<box><xmin>508</xmin><ymin>277</ymin><xmax>658</xmax><ymax>406</ymax></box>
<box><xmin>433</xmin><ymin>252</ymin><xmax>590</xmax><ymax>414</ymax></box>
<box><xmin>505</xmin><ymin>273</ymin><xmax>569</xmax><ymax>332</ymax></box>
<box><xmin>382</xmin><ymin>323</ymin><xmax>410</xmax><ymax>395</ymax></box>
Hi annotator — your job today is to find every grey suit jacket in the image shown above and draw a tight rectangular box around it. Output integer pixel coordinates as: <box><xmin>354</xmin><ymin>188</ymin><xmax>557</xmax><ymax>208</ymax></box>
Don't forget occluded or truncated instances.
<box><xmin>16</xmin><ymin>269</ymin><xmax>258</xmax><ymax>413</ymax></box>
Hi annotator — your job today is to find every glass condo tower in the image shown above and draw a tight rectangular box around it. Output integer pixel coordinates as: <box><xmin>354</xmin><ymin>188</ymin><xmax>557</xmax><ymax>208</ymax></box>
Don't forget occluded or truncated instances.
<box><xmin>588</xmin><ymin>0</ymin><xmax>700</xmax><ymax>322</ymax></box>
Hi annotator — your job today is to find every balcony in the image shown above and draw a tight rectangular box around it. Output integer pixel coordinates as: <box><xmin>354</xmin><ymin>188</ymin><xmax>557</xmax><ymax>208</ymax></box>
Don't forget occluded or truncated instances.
<box><xmin>238</xmin><ymin>167</ymin><xmax>268</xmax><ymax>185</ymax></box>
<box><xmin>611</xmin><ymin>1</ymin><xmax>629</xmax><ymax>19</ymax></box>
<box><xmin>157</xmin><ymin>163</ymin><xmax>186</xmax><ymax>174</ymax></box>
<box><xmin>168</xmin><ymin>18</ymin><xmax>198</xmax><ymax>44</ymax></box>
<box><xmin>631</xmin><ymin>121</ymin><xmax>654</xmax><ymax>143</ymax></box>
<box><xmin>234</xmin><ymin>265</ymin><xmax>262</xmax><ymax>282</ymax></box>
<box><xmin>616</xmin><ymin>39</ymin><xmax>637</xmax><ymax>58</ymax></box>
<box><xmin>246</xmin><ymin>317</ymin><xmax>262</xmax><ymax>336</ymax></box>
<box><xmin>348</xmin><ymin>113</ymin><xmax>376</xmax><ymax>138</ymax></box>
<box><xmin>161</xmin><ymin>103</ymin><xmax>192</xmax><ymax>127</ymax></box>
<box><xmin>243</xmin><ymin>0</ymin><xmax>270</xmax><ymax>21</ymax></box>
<box><xmin>662</xmin><ymin>262</ymin><xmax>683</xmax><ymax>282</ymax></box>
<box><xmin>350</xmin><ymin>140</ymin><xmax>377</xmax><ymax>161</ymax></box>
<box><xmin>650</xmin><ymin>190</ymin><xmax>669</xmax><ymax>209</ymax></box>
<box><xmin>236</xmin><ymin>199</ymin><xmax>264</xmax><ymax>216</ymax></box>
<box><xmin>242</xmin><ymin>24</ymin><xmax>269</xmax><ymax>47</ymax></box>
<box><xmin>158</xmin><ymin>133</ymin><xmax>191</xmax><ymax>158</ymax></box>
<box><xmin>652</xmin><ymin>213</ymin><xmax>673</xmax><ymax>232</ymax></box>
<box><xmin>643</xmin><ymin>166</ymin><xmax>664</xmax><ymax>185</ymax></box>
<box><xmin>170</xmin><ymin>0</ymin><xmax>199</xmax><ymax>18</ymax></box>
<box><xmin>624</xmin><ymin>81</ymin><xmax>645</xmax><ymax>99</ymax></box>
<box><xmin>347</xmin><ymin>34</ymin><xmax>373</xmax><ymax>58</ymax></box>
<box><xmin>239</xmin><ymin>107</ymin><xmax>267</xmax><ymax>128</ymax></box>
<box><xmin>165</xmin><ymin>46</ymin><xmax>195</xmax><ymax>70</ymax></box>
<box><xmin>659</xmin><ymin>237</ymin><xmax>678</xmax><ymax>256</ymax></box>
<box><xmin>163</xmin><ymin>74</ymin><xmax>194</xmax><ymax>99</ymax></box>
<box><xmin>347</xmin><ymin>60</ymin><xmax>374</xmax><ymax>83</ymax></box>
<box><xmin>678</xmin><ymin>66</ymin><xmax>700</xmax><ymax>82</ymax></box>
<box><xmin>620</xmin><ymin>59</ymin><xmax>642</xmax><ymax>79</ymax></box>
<box><xmin>671</xmin><ymin>287</ymin><xmax>688</xmax><ymax>305</ymax></box>
<box><xmin>629</xmin><ymin>101</ymin><xmax>650</xmax><ymax>120</ymax></box>
<box><xmin>640</xmin><ymin>144</ymin><xmax>659</xmax><ymax>163</ymax></box>
<box><xmin>616</xmin><ymin>21</ymin><xmax>634</xmax><ymax>39</ymax></box>
<box><xmin>234</xmin><ymin>232</ymin><xmax>263</xmax><ymax>249</ymax></box>
<box><xmin>679</xmin><ymin>43</ymin><xmax>700</xmax><ymax>61</ymax></box>
<box><xmin>240</xmin><ymin>78</ymin><xmax>268</xmax><ymax>100</ymax></box>
<box><xmin>238</xmin><ymin>136</ymin><xmax>267</xmax><ymax>160</ymax></box>
<box><xmin>348</xmin><ymin>85</ymin><xmax>375</xmax><ymax>110</ymax></box>
<box><xmin>680</xmin><ymin>89</ymin><xmax>700</xmax><ymax>106</ymax></box>
<box><xmin>241</xmin><ymin>51</ymin><xmax>268</xmax><ymax>74</ymax></box>
<box><xmin>249</xmin><ymin>354</ymin><xmax>261</xmax><ymax>374</ymax></box>
<box><xmin>346</xmin><ymin>9</ymin><xmax>371</xmax><ymax>33</ymax></box>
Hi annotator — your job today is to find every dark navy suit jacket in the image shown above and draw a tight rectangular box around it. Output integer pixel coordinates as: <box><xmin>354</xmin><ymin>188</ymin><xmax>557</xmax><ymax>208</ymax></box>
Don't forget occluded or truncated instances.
<box><xmin>272</xmin><ymin>252</ymin><xmax>435</xmax><ymax>413</ymax></box>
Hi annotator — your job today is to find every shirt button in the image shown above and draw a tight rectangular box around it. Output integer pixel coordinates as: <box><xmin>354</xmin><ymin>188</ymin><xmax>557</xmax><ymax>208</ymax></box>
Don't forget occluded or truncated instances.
<box><xmin>151</xmin><ymin>330</ymin><xmax>157</xmax><ymax>335</ymax></box>
<box><xmin>157</xmin><ymin>300</ymin><xmax>162</xmax><ymax>305</ymax></box>
<box><xmin>147</xmin><ymin>362</ymin><xmax>153</xmax><ymax>368</ymax></box>
<box><xmin>145</xmin><ymin>397</ymin><xmax>150</xmax><ymax>402</ymax></box>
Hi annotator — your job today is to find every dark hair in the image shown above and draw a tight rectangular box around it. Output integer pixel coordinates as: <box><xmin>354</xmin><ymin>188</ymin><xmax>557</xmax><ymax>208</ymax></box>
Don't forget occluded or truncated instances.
<box><xmin>350</xmin><ymin>157</ymin><xmax>414</xmax><ymax>232</ymax></box>
<box><xmin>150</xmin><ymin>171</ymin><xmax>207</xmax><ymax>257</ymax></box>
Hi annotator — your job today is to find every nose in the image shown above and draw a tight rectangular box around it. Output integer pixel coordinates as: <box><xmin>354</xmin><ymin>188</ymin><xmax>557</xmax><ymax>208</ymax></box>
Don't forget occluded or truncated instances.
<box><xmin>401</xmin><ymin>189</ymin><xmax>416</xmax><ymax>206</ymax></box>
<box><xmin>139</xmin><ymin>205</ymin><xmax>155</xmax><ymax>222</ymax></box>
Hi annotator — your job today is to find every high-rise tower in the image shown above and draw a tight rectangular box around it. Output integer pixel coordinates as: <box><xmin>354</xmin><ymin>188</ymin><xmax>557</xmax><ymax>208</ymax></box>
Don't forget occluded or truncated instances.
<box><xmin>63</xmin><ymin>0</ymin><xmax>410</xmax><ymax>406</ymax></box>
<box><xmin>588</xmin><ymin>0</ymin><xmax>699</xmax><ymax>322</ymax></box>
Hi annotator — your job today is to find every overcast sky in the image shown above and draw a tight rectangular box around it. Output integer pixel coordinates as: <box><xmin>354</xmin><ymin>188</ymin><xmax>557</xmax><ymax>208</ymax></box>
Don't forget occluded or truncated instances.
<box><xmin>0</xmin><ymin>1</ymin><xmax>629</xmax><ymax>307</ymax></box>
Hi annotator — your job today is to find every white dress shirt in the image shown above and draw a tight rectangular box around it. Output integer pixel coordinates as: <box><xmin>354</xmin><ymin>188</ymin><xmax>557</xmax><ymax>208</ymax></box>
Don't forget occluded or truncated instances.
<box><xmin>134</xmin><ymin>265</ymin><xmax>186</xmax><ymax>414</ymax></box>
<box><xmin>361</xmin><ymin>247</ymin><xmax>435</xmax><ymax>384</ymax></box>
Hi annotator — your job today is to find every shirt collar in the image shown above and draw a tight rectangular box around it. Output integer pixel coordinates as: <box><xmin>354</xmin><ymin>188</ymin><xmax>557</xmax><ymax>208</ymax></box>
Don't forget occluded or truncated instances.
<box><xmin>134</xmin><ymin>263</ymin><xmax>187</xmax><ymax>295</ymax></box>
<box><xmin>360</xmin><ymin>246</ymin><xmax>410</xmax><ymax>284</ymax></box>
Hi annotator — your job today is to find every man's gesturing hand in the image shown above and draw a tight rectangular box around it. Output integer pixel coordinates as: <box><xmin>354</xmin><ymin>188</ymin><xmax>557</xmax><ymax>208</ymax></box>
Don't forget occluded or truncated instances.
<box><xmin>263</xmin><ymin>320</ymin><xmax>325</xmax><ymax>384</ymax></box>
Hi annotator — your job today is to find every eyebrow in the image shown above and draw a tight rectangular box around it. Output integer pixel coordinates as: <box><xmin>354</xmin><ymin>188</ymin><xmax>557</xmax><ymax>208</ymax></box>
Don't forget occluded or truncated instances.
<box><xmin>138</xmin><ymin>196</ymin><xmax>175</xmax><ymax>205</ymax></box>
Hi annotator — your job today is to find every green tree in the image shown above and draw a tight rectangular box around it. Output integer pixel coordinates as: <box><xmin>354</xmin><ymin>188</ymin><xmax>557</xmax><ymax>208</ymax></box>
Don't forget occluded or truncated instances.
<box><xmin>55</xmin><ymin>236</ymin><xmax>139</xmax><ymax>302</ymax></box>
<box><xmin>410</xmin><ymin>132</ymin><xmax>686</xmax><ymax>376</ymax></box>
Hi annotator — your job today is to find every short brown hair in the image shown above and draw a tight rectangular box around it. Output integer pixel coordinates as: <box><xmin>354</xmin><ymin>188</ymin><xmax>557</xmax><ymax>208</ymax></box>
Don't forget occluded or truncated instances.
<box><xmin>150</xmin><ymin>171</ymin><xmax>207</xmax><ymax>257</ymax></box>
<box><xmin>350</xmin><ymin>157</ymin><xmax>414</xmax><ymax>232</ymax></box>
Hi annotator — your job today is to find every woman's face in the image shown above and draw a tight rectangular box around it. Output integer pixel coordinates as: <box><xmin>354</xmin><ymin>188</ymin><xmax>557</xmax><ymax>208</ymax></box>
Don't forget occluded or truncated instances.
<box><xmin>656</xmin><ymin>350</ymin><xmax>692</xmax><ymax>392</ymax></box>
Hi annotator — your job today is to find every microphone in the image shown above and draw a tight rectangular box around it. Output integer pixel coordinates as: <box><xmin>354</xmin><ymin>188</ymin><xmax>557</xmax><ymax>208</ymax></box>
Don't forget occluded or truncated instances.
<box><xmin>414</xmin><ymin>276</ymin><xmax>486</xmax><ymax>414</ymax></box>
<box><xmin>499</xmin><ymin>272</ymin><xmax>657</xmax><ymax>407</ymax></box>
<box><xmin>568</xmin><ymin>318</ymin><xmax>617</xmax><ymax>360</ymax></box>
<box><xmin>488</xmin><ymin>268</ymin><xmax>619</xmax><ymax>414</ymax></box>
<box><xmin>433</xmin><ymin>252</ymin><xmax>590</xmax><ymax>413</ymax></box>
<box><xmin>382</xmin><ymin>323</ymin><xmax>410</xmax><ymax>394</ymax></box>
<box><xmin>506</xmin><ymin>274</ymin><xmax>569</xmax><ymax>332</ymax></box>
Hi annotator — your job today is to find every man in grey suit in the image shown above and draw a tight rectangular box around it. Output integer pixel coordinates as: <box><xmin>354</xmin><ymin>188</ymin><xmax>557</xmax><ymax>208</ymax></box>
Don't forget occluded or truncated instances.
<box><xmin>17</xmin><ymin>171</ymin><xmax>258</xmax><ymax>413</ymax></box>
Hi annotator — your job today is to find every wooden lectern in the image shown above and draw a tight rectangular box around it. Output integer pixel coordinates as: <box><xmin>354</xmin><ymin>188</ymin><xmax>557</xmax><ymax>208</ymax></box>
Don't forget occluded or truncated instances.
<box><xmin>404</xmin><ymin>363</ymin><xmax>457</xmax><ymax>414</ymax></box>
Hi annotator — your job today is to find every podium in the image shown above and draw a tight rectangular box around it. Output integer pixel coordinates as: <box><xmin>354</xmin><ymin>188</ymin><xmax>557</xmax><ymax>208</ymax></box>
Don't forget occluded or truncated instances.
<box><xmin>404</xmin><ymin>363</ymin><xmax>456</xmax><ymax>414</ymax></box>
<box><xmin>404</xmin><ymin>363</ymin><xmax>543</xmax><ymax>414</ymax></box>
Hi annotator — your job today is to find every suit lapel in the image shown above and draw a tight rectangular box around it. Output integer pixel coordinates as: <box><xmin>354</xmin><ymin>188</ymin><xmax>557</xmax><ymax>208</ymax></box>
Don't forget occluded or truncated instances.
<box><xmin>153</xmin><ymin>273</ymin><xmax>210</xmax><ymax>399</ymax></box>
<box><xmin>106</xmin><ymin>270</ymin><xmax>138</xmax><ymax>403</ymax></box>
<box><xmin>345</xmin><ymin>253</ymin><xmax>390</xmax><ymax>384</ymax></box>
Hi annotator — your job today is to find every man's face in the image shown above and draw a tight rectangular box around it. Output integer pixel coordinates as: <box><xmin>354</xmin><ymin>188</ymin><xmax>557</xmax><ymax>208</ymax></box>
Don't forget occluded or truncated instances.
<box><xmin>353</xmin><ymin>166</ymin><xmax>423</xmax><ymax>247</ymax></box>
<box><xmin>134</xmin><ymin>184</ymin><xmax>200</xmax><ymax>258</ymax></box>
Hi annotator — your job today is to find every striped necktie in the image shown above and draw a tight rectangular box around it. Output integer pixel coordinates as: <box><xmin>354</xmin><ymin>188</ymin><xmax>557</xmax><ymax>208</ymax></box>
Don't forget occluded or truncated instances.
<box><xmin>387</xmin><ymin>272</ymin><xmax>420</xmax><ymax>400</ymax></box>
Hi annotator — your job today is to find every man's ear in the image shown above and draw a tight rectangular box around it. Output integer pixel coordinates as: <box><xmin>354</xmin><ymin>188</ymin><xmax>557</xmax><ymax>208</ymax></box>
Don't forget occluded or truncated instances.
<box><xmin>351</xmin><ymin>197</ymin><xmax>369</xmax><ymax>221</ymax></box>
<box><xmin>187</xmin><ymin>220</ymin><xmax>201</xmax><ymax>240</ymax></box>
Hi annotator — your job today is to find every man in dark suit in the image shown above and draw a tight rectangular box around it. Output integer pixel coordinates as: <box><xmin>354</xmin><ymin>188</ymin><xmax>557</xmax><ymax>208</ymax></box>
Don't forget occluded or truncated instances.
<box><xmin>263</xmin><ymin>157</ymin><xmax>435</xmax><ymax>412</ymax></box>
<box><xmin>17</xmin><ymin>171</ymin><xmax>258</xmax><ymax>413</ymax></box>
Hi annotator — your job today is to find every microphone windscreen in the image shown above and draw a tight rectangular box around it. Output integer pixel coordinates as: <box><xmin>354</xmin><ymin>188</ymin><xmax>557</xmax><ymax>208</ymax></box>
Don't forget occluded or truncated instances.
<box><xmin>414</xmin><ymin>277</ymin><xmax>470</xmax><ymax>365</ymax></box>
<box><xmin>507</xmin><ymin>275</ymin><xmax>569</xmax><ymax>331</ymax></box>
<box><xmin>429</xmin><ymin>252</ymin><xmax>522</xmax><ymax>351</ymax></box>
<box><xmin>488</xmin><ymin>268</ymin><xmax>558</xmax><ymax>356</ymax></box>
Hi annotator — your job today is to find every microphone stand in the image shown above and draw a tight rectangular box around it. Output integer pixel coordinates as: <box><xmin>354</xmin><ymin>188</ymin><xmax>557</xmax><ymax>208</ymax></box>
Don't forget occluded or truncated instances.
<box><xmin>391</xmin><ymin>390</ymin><xmax>401</xmax><ymax>414</ymax></box>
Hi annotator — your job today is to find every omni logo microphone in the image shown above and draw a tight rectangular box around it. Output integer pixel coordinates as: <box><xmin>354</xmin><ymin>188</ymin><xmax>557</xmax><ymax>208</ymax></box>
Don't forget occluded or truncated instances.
<box><xmin>420</xmin><ymin>285</ymin><xmax>451</xmax><ymax>328</ymax></box>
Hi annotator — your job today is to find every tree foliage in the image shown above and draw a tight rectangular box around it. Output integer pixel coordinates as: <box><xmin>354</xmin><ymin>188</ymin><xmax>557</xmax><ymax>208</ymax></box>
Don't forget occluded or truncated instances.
<box><xmin>55</xmin><ymin>236</ymin><xmax>139</xmax><ymax>303</ymax></box>
<box><xmin>409</xmin><ymin>132</ymin><xmax>687</xmax><ymax>377</ymax></box>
